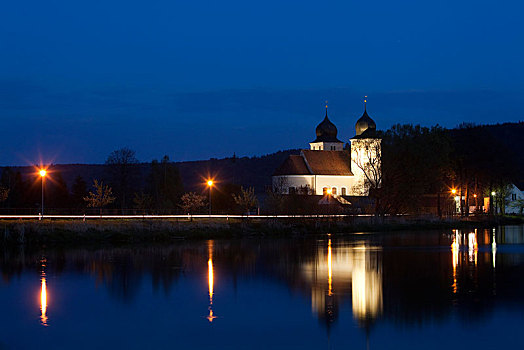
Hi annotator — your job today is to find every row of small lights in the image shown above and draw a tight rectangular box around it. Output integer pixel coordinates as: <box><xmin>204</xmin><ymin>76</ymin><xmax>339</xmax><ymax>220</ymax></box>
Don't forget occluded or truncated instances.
<box><xmin>451</xmin><ymin>188</ymin><xmax>496</xmax><ymax>202</ymax></box>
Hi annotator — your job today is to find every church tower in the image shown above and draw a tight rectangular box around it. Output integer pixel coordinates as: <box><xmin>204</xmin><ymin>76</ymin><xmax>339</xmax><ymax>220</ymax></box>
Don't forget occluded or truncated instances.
<box><xmin>309</xmin><ymin>105</ymin><xmax>345</xmax><ymax>151</ymax></box>
<box><xmin>350</xmin><ymin>100</ymin><xmax>381</xmax><ymax>195</ymax></box>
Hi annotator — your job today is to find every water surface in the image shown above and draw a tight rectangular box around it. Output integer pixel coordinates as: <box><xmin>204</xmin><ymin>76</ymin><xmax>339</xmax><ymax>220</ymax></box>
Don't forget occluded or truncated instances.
<box><xmin>1</xmin><ymin>225</ymin><xmax>524</xmax><ymax>349</ymax></box>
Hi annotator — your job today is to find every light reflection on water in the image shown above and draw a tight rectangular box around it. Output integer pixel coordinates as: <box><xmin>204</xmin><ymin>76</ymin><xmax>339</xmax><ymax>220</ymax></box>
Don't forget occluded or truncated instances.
<box><xmin>40</xmin><ymin>276</ymin><xmax>47</xmax><ymax>327</ymax></box>
<box><xmin>207</xmin><ymin>240</ymin><xmax>217</xmax><ymax>323</ymax></box>
<box><xmin>1</xmin><ymin>225</ymin><xmax>524</xmax><ymax>349</ymax></box>
<box><xmin>302</xmin><ymin>239</ymin><xmax>382</xmax><ymax>326</ymax></box>
<box><xmin>39</xmin><ymin>258</ymin><xmax>48</xmax><ymax>327</ymax></box>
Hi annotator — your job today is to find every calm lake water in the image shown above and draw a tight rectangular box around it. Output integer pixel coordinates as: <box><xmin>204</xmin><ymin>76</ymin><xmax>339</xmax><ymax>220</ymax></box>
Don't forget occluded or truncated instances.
<box><xmin>1</xmin><ymin>225</ymin><xmax>524</xmax><ymax>349</ymax></box>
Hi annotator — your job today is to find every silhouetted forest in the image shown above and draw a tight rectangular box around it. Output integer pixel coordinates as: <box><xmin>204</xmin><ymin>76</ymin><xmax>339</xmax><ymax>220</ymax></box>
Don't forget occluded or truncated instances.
<box><xmin>0</xmin><ymin>122</ymin><xmax>522</xmax><ymax>214</ymax></box>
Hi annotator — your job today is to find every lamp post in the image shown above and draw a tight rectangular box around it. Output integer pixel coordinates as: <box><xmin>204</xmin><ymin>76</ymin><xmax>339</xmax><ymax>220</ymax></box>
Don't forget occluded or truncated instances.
<box><xmin>491</xmin><ymin>191</ymin><xmax>496</xmax><ymax>215</ymax></box>
<box><xmin>39</xmin><ymin>169</ymin><xmax>46</xmax><ymax>218</ymax></box>
<box><xmin>207</xmin><ymin>180</ymin><xmax>214</xmax><ymax>216</ymax></box>
<box><xmin>451</xmin><ymin>188</ymin><xmax>457</xmax><ymax>216</ymax></box>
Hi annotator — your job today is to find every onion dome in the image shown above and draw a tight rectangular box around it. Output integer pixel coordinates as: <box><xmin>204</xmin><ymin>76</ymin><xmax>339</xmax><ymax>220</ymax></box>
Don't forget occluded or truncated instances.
<box><xmin>311</xmin><ymin>109</ymin><xmax>342</xmax><ymax>143</ymax></box>
<box><xmin>355</xmin><ymin>108</ymin><xmax>376</xmax><ymax>136</ymax></box>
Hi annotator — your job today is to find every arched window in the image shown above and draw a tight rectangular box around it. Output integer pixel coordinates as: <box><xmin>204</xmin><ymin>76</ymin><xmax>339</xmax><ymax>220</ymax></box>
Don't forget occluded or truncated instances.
<box><xmin>332</xmin><ymin>187</ymin><xmax>337</xmax><ymax>195</ymax></box>
<box><xmin>341</xmin><ymin>187</ymin><xmax>347</xmax><ymax>195</ymax></box>
<box><xmin>323</xmin><ymin>187</ymin><xmax>328</xmax><ymax>195</ymax></box>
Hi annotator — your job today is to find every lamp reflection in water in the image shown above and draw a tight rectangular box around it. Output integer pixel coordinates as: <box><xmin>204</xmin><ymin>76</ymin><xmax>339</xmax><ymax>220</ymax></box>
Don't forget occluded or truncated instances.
<box><xmin>40</xmin><ymin>258</ymin><xmax>48</xmax><ymax>326</ymax></box>
<box><xmin>450</xmin><ymin>229</ymin><xmax>482</xmax><ymax>294</ymax></box>
<box><xmin>451</xmin><ymin>230</ymin><xmax>459</xmax><ymax>294</ymax></box>
<box><xmin>492</xmin><ymin>228</ymin><xmax>497</xmax><ymax>268</ymax></box>
<box><xmin>206</xmin><ymin>240</ymin><xmax>217</xmax><ymax>323</ymax></box>
<box><xmin>327</xmin><ymin>239</ymin><xmax>333</xmax><ymax>296</ymax></box>
<box><xmin>468</xmin><ymin>229</ymin><xmax>478</xmax><ymax>265</ymax></box>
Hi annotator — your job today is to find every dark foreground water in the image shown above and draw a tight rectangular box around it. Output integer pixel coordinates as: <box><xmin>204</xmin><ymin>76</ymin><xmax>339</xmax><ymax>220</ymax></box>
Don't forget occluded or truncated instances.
<box><xmin>1</xmin><ymin>225</ymin><xmax>524</xmax><ymax>350</ymax></box>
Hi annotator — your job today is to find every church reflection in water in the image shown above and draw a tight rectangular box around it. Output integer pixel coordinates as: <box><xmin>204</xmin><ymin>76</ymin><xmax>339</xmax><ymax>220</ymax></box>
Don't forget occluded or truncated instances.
<box><xmin>301</xmin><ymin>238</ymin><xmax>383</xmax><ymax>326</ymax></box>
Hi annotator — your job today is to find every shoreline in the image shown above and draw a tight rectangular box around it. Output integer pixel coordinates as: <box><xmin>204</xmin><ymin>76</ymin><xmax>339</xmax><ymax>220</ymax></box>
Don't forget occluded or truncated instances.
<box><xmin>1</xmin><ymin>215</ymin><xmax>523</xmax><ymax>247</ymax></box>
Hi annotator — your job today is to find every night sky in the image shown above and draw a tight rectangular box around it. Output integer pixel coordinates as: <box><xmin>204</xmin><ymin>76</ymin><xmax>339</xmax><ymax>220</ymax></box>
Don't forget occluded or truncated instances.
<box><xmin>1</xmin><ymin>0</ymin><xmax>523</xmax><ymax>165</ymax></box>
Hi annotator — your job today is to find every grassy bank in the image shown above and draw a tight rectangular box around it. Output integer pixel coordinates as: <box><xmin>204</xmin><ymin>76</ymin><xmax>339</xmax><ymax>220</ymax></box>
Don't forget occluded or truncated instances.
<box><xmin>1</xmin><ymin>215</ymin><xmax>523</xmax><ymax>246</ymax></box>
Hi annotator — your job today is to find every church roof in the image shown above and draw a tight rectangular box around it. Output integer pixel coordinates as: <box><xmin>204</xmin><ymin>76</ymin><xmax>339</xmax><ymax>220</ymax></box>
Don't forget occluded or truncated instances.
<box><xmin>355</xmin><ymin>108</ymin><xmax>377</xmax><ymax>136</ymax></box>
<box><xmin>273</xmin><ymin>150</ymin><xmax>353</xmax><ymax>176</ymax></box>
<box><xmin>311</xmin><ymin>110</ymin><xmax>343</xmax><ymax>143</ymax></box>
<box><xmin>301</xmin><ymin>150</ymin><xmax>353</xmax><ymax>176</ymax></box>
<box><xmin>273</xmin><ymin>155</ymin><xmax>311</xmax><ymax>176</ymax></box>
<box><xmin>351</xmin><ymin>127</ymin><xmax>380</xmax><ymax>139</ymax></box>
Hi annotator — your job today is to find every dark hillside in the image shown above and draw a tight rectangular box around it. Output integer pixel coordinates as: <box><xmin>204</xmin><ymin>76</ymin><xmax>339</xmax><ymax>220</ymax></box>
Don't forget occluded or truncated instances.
<box><xmin>176</xmin><ymin>150</ymin><xmax>299</xmax><ymax>193</ymax></box>
<box><xmin>1</xmin><ymin>122</ymin><xmax>521</xmax><ymax>201</ymax></box>
<box><xmin>3</xmin><ymin>150</ymin><xmax>299</xmax><ymax>195</ymax></box>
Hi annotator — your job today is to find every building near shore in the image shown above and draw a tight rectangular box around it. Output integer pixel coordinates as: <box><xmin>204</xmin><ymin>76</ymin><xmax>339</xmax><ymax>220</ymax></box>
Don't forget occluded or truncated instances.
<box><xmin>273</xmin><ymin>103</ymin><xmax>381</xmax><ymax>197</ymax></box>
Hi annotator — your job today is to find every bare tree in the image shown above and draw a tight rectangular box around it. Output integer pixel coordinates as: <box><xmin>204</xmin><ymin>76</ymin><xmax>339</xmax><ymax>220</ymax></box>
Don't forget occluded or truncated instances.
<box><xmin>493</xmin><ymin>183</ymin><xmax>513</xmax><ymax>215</ymax></box>
<box><xmin>84</xmin><ymin>180</ymin><xmax>116</xmax><ymax>215</ymax></box>
<box><xmin>352</xmin><ymin>139</ymin><xmax>382</xmax><ymax>195</ymax></box>
<box><xmin>511</xmin><ymin>199</ymin><xmax>524</xmax><ymax>215</ymax></box>
<box><xmin>272</xmin><ymin>176</ymin><xmax>290</xmax><ymax>194</ymax></box>
<box><xmin>133</xmin><ymin>191</ymin><xmax>153</xmax><ymax>212</ymax></box>
<box><xmin>180</xmin><ymin>192</ymin><xmax>207</xmax><ymax>216</ymax></box>
<box><xmin>0</xmin><ymin>185</ymin><xmax>8</xmax><ymax>203</ymax></box>
<box><xmin>106</xmin><ymin>147</ymin><xmax>139</xmax><ymax>211</ymax></box>
<box><xmin>232</xmin><ymin>186</ymin><xmax>258</xmax><ymax>214</ymax></box>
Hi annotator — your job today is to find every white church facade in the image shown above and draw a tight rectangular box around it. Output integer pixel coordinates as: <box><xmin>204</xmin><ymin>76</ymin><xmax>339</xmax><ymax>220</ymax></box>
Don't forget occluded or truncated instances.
<box><xmin>272</xmin><ymin>105</ymin><xmax>381</xmax><ymax>197</ymax></box>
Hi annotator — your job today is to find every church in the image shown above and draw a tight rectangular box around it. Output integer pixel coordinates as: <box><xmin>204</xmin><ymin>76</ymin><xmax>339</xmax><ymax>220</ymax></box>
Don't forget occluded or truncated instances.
<box><xmin>272</xmin><ymin>103</ymin><xmax>381</xmax><ymax>198</ymax></box>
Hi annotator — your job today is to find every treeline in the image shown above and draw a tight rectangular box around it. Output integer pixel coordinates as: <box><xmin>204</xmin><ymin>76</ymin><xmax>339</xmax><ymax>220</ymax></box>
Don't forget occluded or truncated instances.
<box><xmin>0</xmin><ymin>148</ymin><xmax>260</xmax><ymax>215</ymax></box>
<box><xmin>0</xmin><ymin>122</ymin><xmax>522</xmax><ymax>215</ymax></box>
<box><xmin>369</xmin><ymin>122</ymin><xmax>523</xmax><ymax>215</ymax></box>
<box><xmin>0</xmin><ymin>150</ymin><xmax>183</xmax><ymax>214</ymax></box>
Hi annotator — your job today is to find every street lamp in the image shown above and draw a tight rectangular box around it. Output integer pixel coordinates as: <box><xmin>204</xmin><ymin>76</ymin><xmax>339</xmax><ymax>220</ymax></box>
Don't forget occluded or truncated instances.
<box><xmin>207</xmin><ymin>180</ymin><xmax>214</xmax><ymax>216</ymax></box>
<box><xmin>451</xmin><ymin>188</ymin><xmax>457</xmax><ymax>195</ymax></box>
<box><xmin>39</xmin><ymin>169</ymin><xmax>47</xmax><ymax>218</ymax></box>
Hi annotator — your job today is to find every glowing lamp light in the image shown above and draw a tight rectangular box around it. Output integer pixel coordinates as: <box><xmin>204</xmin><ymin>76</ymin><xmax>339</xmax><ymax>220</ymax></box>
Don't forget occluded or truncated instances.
<box><xmin>39</xmin><ymin>169</ymin><xmax>47</xmax><ymax>177</ymax></box>
<box><xmin>491</xmin><ymin>191</ymin><xmax>496</xmax><ymax>196</ymax></box>
<box><xmin>327</xmin><ymin>188</ymin><xmax>333</xmax><ymax>195</ymax></box>
<box><xmin>207</xmin><ymin>180</ymin><xmax>213</xmax><ymax>187</ymax></box>
<box><xmin>451</xmin><ymin>189</ymin><xmax>457</xmax><ymax>195</ymax></box>
<box><xmin>473</xmin><ymin>194</ymin><xmax>477</xmax><ymax>198</ymax></box>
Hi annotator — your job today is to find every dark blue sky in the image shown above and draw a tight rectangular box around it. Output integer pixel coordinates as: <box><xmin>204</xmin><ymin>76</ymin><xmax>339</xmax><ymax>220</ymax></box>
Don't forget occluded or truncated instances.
<box><xmin>1</xmin><ymin>0</ymin><xmax>523</xmax><ymax>165</ymax></box>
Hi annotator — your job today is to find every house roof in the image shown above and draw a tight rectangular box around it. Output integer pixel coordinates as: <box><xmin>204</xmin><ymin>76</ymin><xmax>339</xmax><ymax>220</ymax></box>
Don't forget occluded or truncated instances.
<box><xmin>273</xmin><ymin>155</ymin><xmax>311</xmax><ymax>176</ymax></box>
<box><xmin>301</xmin><ymin>150</ymin><xmax>353</xmax><ymax>176</ymax></box>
